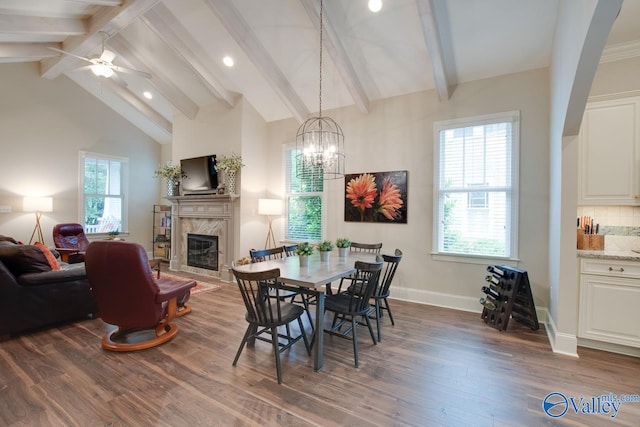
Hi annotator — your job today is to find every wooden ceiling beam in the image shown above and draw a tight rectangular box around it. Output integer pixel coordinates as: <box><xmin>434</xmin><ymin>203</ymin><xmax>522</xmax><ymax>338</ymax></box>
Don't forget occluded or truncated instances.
<box><xmin>299</xmin><ymin>0</ymin><xmax>369</xmax><ymax>114</ymax></box>
<box><xmin>0</xmin><ymin>14</ymin><xmax>87</xmax><ymax>36</ymax></box>
<box><xmin>417</xmin><ymin>0</ymin><xmax>454</xmax><ymax>101</ymax></box>
<box><xmin>140</xmin><ymin>4</ymin><xmax>236</xmax><ymax>109</ymax></box>
<box><xmin>0</xmin><ymin>43</ymin><xmax>60</xmax><ymax>60</ymax></box>
<box><xmin>40</xmin><ymin>0</ymin><xmax>159</xmax><ymax>79</ymax></box>
<box><xmin>203</xmin><ymin>0</ymin><xmax>309</xmax><ymax>124</ymax></box>
<box><xmin>108</xmin><ymin>33</ymin><xmax>199</xmax><ymax>119</ymax></box>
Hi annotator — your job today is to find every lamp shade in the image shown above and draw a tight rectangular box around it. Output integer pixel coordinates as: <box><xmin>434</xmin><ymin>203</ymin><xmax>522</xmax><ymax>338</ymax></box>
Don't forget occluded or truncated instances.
<box><xmin>23</xmin><ymin>196</ymin><xmax>53</xmax><ymax>213</ymax></box>
<box><xmin>258</xmin><ymin>199</ymin><xmax>283</xmax><ymax>216</ymax></box>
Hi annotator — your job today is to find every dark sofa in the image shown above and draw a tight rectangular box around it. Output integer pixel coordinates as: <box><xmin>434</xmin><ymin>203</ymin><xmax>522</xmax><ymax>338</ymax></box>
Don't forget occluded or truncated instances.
<box><xmin>0</xmin><ymin>236</ymin><xmax>98</xmax><ymax>336</ymax></box>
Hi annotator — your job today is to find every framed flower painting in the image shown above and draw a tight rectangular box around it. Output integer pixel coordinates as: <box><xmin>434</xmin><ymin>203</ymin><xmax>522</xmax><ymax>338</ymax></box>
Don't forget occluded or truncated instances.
<box><xmin>344</xmin><ymin>170</ymin><xmax>408</xmax><ymax>223</ymax></box>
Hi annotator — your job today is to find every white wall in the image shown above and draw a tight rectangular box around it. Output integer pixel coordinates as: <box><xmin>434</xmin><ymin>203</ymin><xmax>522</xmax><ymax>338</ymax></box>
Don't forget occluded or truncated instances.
<box><xmin>266</xmin><ymin>68</ymin><xmax>551</xmax><ymax>311</ymax></box>
<box><xmin>0</xmin><ymin>63</ymin><xmax>161</xmax><ymax>248</ymax></box>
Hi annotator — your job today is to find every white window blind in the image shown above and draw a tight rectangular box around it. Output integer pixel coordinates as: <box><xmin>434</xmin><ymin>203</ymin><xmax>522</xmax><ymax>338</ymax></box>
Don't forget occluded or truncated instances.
<box><xmin>284</xmin><ymin>145</ymin><xmax>324</xmax><ymax>241</ymax></box>
<box><xmin>433</xmin><ymin>111</ymin><xmax>519</xmax><ymax>258</ymax></box>
<box><xmin>80</xmin><ymin>152</ymin><xmax>128</xmax><ymax>234</ymax></box>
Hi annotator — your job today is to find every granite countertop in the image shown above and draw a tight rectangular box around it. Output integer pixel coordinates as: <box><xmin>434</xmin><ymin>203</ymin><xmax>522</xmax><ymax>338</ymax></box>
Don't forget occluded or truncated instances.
<box><xmin>577</xmin><ymin>249</ymin><xmax>640</xmax><ymax>261</ymax></box>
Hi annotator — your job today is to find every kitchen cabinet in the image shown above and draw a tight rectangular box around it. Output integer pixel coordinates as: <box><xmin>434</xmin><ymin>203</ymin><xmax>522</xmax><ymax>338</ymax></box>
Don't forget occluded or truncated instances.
<box><xmin>152</xmin><ymin>204</ymin><xmax>171</xmax><ymax>261</ymax></box>
<box><xmin>579</xmin><ymin>258</ymin><xmax>640</xmax><ymax>348</ymax></box>
<box><xmin>578</xmin><ymin>97</ymin><xmax>640</xmax><ymax>205</ymax></box>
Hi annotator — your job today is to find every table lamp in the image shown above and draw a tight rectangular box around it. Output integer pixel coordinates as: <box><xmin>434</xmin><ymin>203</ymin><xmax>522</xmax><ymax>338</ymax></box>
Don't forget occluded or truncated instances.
<box><xmin>23</xmin><ymin>196</ymin><xmax>53</xmax><ymax>244</ymax></box>
<box><xmin>258</xmin><ymin>198</ymin><xmax>282</xmax><ymax>249</ymax></box>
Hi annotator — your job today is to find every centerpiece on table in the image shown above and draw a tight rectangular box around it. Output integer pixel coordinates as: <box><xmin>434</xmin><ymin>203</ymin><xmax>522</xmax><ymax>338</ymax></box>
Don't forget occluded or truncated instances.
<box><xmin>317</xmin><ymin>240</ymin><xmax>334</xmax><ymax>262</ymax></box>
<box><xmin>294</xmin><ymin>242</ymin><xmax>314</xmax><ymax>267</ymax></box>
<box><xmin>154</xmin><ymin>162</ymin><xmax>185</xmax><ymax>196</ymax></box>
<box><xmin>335</xmin><ymin>237</ymin><xmax>351</xmax><ymax>257</ymax></box>
<box><xmin>214</xmin><ymin>153</ymin><xmax>244</xmax><ymax>195</ymax></box>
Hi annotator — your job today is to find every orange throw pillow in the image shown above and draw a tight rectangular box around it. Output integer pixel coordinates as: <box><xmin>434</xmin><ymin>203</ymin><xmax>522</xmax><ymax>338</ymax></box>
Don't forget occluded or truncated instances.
<box><xmin>35</xmin><ymin>242</ymin><xmax>61</xmax><ymax>271</ymax></box>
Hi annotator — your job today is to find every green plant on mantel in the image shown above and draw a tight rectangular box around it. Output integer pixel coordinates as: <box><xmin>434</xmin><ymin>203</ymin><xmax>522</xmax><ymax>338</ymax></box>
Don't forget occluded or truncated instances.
<box><xmin>215</xmin><ymin>153</ymin><xmax>245</xmax><ymax>173</ymax></box>
<box><xmin>154</xmin><ymin>162</ymin><xmax>185</xmax><ymax>181</ymax></box>
<box><xmin>335</xmin><ymin>237</ymin><xmax>351</xmax><ymax>248</ymax></box>
<box><xmin>317</xmin><ymin>240</ymin><xmax>334</xmax><ymax>252</ymax></box>
<box><xmin>295</xmin><ymin>242</ymin><xmax>314</xmax><ymax>256</ymax></box>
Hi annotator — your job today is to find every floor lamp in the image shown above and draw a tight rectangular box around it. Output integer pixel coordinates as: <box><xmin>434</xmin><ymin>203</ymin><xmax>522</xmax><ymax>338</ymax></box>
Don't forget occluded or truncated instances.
<box><xmin>258</xmin><ymin>198</ymin><xmax>282</xmax><ymax>249</ymax></box>
<box><xmin>24</xmin><ymin>196</ymin><xmax>53</xmax><ymax>244</ymax></box>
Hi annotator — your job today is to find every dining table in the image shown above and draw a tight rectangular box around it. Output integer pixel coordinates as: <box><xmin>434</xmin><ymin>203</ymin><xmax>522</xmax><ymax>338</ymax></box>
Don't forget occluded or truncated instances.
<box><xmin>231</xmin><ymin>250</ymin><xmax>379</xmax><ymax>371</ymax></box>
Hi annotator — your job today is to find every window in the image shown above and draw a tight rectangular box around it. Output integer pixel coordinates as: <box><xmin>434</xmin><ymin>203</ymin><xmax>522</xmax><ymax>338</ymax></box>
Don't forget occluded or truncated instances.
<box><xmin>80</xmin><ymin>152</ymin><xmax>128</xmax><ymax>234</ymax></box>
<box><xmin>433</xmin><ymin>111</ymin><xmax>519</xmax><ymax>259</ymax></box>
<box><xmin>284</xmin><ymin>144</ymin><xmax>325</xmax><ymax>241</ymax></box>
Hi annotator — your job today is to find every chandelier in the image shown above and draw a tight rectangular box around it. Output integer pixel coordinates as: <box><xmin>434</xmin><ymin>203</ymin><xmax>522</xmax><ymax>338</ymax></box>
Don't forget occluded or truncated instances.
<box><xmin>296</xmin><ymin>0</ymin><xmax>345</xmax><ymax>180</ymax></box>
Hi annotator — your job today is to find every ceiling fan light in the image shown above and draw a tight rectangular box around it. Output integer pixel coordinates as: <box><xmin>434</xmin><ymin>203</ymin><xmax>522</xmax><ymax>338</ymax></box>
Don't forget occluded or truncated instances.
<box><xmin>368</xmin><ymin>0</ymin><xmax>382</xmax><ymax>12</ymax></box>
<box><xmin>91</xmin><ymin>64</ymin><xmax>113</xmax><ymax>78</ymax></box>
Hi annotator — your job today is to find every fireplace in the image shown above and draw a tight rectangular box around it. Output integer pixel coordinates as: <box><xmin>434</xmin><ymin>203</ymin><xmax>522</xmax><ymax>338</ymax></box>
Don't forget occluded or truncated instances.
<box><xmin>187</xmin><ymin>233</ymin><xmax>218</xmax><ymax>271</ymax></box>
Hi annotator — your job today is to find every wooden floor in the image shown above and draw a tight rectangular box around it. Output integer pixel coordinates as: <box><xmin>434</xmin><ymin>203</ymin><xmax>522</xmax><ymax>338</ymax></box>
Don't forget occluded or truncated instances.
<box><xmin>2</xmin><ymin>273</ymin><xmax>639</xmax><ymax>426</ymax></box>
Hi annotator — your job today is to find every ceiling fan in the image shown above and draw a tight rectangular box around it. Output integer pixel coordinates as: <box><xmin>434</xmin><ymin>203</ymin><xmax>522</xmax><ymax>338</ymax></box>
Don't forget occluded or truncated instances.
<box><xmin>49</xmin><ymin>39</ymin><xmax>151</xmax><ymax>87</ymax></box>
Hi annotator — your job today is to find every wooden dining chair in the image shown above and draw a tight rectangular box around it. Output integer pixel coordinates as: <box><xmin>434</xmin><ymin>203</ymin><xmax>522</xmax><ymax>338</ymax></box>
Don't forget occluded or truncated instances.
<box><xmin>250</xmin><ymin>246</ymin><xmax>314</xmax><ymax>333</ymax></box>
<box><xmin>323</xmin><ymin>257</ymin><xmax>383</xmax><ymax>368</ymax></box>
<box><xmin>345</xmin><ymin>249</ymin><xmax>403</xmax><ymax>342</ymax></box>
<box><xmin>350</xmin><ymin>242</ymin><xmax>383</xmax><ymax>254</ymax></box>
<box><xmin>231</xmin><ymin>265</ymin><xmax>311</xmax><ymax>384</ymax></box>
<box><xmin>284</xmin><ymin>244</ymin><xmax>298</xmax><ymax>257</ymax></box>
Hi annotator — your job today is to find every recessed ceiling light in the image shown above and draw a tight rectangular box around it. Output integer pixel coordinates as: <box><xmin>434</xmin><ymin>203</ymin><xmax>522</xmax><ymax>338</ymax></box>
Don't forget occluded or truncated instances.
<box><xmin>223</xmin><ymin>56</ymin><xmax>234</xmax><ymax>67</ymax></box>
<box><xmin>368</xmin><ymin>0</ymin><xmax>382</xmax><ymax>12</ymax></box>
<box><xmin>143</xmin><ymin>91</ymin><xmax>152</xmax><ymax>99</ymax></box>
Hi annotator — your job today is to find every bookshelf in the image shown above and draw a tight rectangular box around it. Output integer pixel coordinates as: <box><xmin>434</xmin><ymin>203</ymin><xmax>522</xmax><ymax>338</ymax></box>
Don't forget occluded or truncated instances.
<box><xmin>152</xmin><ymin>204</ymin><xmax>171</xmax><ymax>261</ymax></box>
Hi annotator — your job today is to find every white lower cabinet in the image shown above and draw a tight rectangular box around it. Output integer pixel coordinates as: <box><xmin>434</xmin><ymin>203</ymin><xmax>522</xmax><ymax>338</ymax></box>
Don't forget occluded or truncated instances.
<box><xmin>579</xmin><ymin>259</ymin><xmax>640</xmax><ymax>348</ymax></box>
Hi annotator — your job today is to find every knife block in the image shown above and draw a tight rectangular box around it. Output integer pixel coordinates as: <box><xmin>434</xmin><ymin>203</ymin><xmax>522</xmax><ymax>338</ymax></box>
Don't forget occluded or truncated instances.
<box><xmin>577</xmin><ymin>228</ymin><xmax>604</xmax><ymax>250</ymax></box>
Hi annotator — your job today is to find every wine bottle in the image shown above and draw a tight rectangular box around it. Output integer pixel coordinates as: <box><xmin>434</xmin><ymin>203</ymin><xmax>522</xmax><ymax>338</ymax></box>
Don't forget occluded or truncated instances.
<box><xmin>480</xmin><ymin>296</ymin><xmax>497</xmax><ymax>311</ymax></box>
<box><xmin>487</xmin><ymin>265</ymin><xmax>505</xmax><ymax>277</ymax></box>
<box><xmin>485</xmin><ymin>275</ymin><xmax>500</xmax><ymax>286</ymax></box>
<box><xmin>481</xmin><ymin>285</ymin><xmax>500</xmax><ymax>299</ymax></box>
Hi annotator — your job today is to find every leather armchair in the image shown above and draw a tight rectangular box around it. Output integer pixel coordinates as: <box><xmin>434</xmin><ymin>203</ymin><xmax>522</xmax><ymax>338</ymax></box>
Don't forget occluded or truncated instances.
<box><xmin>85</xmin><ymin>241</ymin><xmax>196</xmax><ymax>351</ymax></box>
<box><xmin>52</xmin><ymin>223</ymin><xmax>90</xmax><ymax>263</ymax></box>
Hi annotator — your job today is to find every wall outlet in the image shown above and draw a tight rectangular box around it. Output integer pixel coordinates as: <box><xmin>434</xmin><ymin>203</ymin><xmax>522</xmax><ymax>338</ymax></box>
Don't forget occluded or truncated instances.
<box><xmin>0</xmin><ymin>205</ymin><xmax>11</xmax><ymax>213</ymax></box>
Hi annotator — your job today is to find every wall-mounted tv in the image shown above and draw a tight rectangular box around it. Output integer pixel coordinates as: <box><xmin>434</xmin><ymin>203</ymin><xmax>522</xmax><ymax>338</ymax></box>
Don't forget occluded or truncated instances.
<box><xmin>180</xmin><ymin>155</ymin><xmax>218</xmax><ymax>195</ymax></box>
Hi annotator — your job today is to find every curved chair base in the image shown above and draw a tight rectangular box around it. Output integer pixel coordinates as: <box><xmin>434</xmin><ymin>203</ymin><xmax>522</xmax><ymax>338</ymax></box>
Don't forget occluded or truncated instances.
<box><xmin>101</xmin><ymin>322</ymin><xmax>179</xmax><ymax>352</ymax></box>
<box><xmin>176</xmin><ymin>303</ymin><xmax>192</xmax><ymax>317</ymax></box>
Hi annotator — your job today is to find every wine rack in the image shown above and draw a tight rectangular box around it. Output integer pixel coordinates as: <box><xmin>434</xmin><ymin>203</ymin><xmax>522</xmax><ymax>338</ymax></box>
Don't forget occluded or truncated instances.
<box><xmin>480</xmin><ymin>265</ymin><xmax>539</xmax><ymax>331</ymax></box>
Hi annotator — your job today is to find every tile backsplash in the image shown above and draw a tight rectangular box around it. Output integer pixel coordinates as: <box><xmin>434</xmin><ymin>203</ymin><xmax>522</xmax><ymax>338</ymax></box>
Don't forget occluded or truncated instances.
<box><xmin>577</xmin><ymin>206</ymin><xmax>640</xmax><ymax>251</ymax></box>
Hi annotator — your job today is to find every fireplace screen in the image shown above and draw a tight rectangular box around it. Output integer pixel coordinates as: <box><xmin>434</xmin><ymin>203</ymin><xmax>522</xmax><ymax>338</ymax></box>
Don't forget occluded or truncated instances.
<box><xmin>187</xmin><ymin>233</ymin><xmax>218</xmax><ymax>271</ymax></box>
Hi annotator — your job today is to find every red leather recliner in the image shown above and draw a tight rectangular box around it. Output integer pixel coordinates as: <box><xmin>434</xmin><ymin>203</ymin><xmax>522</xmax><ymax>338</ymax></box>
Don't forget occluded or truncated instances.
<box><xmin>52</xmin><ymin>223</ymin><xmax>90</xmax><ymax>263</ymax></box>
<box><xmin>85</xmin><ymin>241</ymin><xmax>196</xmax><ymax>351</ymax></box>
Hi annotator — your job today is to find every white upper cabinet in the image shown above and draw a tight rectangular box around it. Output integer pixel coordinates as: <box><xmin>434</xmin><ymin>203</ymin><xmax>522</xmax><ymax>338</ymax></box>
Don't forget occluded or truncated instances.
<box><xmin>578</xmin><ymin>97</ymin><xmax>640</xmax><ymax>205</ymax></box>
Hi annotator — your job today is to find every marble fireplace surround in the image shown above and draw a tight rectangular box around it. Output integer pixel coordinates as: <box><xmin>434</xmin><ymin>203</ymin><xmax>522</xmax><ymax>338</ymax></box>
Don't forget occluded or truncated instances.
<box><xmin>166</xmin><ymin>195</ymin><xmax>237</xmax><ymax>282</ymax></box>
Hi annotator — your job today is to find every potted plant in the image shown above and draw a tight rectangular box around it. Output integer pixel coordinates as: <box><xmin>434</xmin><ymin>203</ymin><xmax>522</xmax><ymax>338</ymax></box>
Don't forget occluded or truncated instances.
<box><xmin>214</xmin><ymin>153</ymin><xmax>245</xmax><ymax>195</ymax></box>
<box><xmin>107</xmin><ymin>230</ymin><xmax>120</xmax><ymax>240</ymax></box>
<box><xmin>336</xmin><ymin>237</ymin><xmax>351</xmax><ymax>257</ymax></box>
<box><xmin>317</xmin><ymin>240</ymin><xmax>334</xmax><ymax>262</ymax></box>
<box><xmin>294</xmin><ymin>242</ymin><xmax>314</xmax><ymax>267</ymax></box>
<box><xmin>154</xmin><ymin>162</ymin><xmax>185</xmax><ymax>196</ymax></box>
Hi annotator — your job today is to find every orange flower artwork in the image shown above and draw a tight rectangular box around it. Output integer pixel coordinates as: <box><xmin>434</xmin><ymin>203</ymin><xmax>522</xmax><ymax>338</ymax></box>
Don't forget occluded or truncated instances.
<box><xmin>344</xmin><ymin>170</ymin><xmax>407</xmax><ymax>223</ymax></box>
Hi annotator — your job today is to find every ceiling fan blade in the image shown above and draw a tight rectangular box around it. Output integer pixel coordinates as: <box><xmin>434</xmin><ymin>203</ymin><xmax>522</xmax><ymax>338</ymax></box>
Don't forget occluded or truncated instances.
<box><xmin>48</xmin><ymin>47</ymin><xmax>92</xmax><ymax>64</ymax></box>
<box><xmin>110</xmin><ymin>71</ymin><xmax>128</xmax><ymax>88</ymax></box>
<box><xmin>68</xmin><ymin>65</ymin><xmax>94</xmax><ymax>73</ymax></box>
<box><xmin>100</xmin><ymin>49</ymin><xmax>116</xmax><ymax>63</ymax></box>
<box><xmin>111</xmin><ymin>65</ymin><xmax>151</xmax><ymax>79</ymax></box>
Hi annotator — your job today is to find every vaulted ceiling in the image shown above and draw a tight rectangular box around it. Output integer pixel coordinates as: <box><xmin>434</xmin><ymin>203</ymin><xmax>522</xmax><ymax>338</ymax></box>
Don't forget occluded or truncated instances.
<box><xmin>1</xmin><ymin>0</ymin><xmax>639</xmax><ymax>144</ymax></box>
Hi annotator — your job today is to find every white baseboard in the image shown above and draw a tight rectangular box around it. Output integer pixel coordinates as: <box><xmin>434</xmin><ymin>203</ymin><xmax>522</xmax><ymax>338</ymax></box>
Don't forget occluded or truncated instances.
<box><xmin>544</xmin><ymin>312</ymin><xmax>579</xmax><ymax>357</ymax></box>
<box><xmin>578</xmin><ymin>338</ymin><xmax>640</xmax><ymax>358</ymax></box>
<box><xmin>391</xmin><ymin>287</ymin><xmax>548</xmax><ymax>326</ymax></box>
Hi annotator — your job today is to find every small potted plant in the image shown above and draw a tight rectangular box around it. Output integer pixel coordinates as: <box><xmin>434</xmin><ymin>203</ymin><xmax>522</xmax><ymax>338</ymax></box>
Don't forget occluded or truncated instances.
<box><xmin>214</xmin><ymin>153</ymin><xmax>244</xmax><ymax>195</ymax></box>
<box><xmin>294</xmin><ymin>242</ymin><xmax>314</xmax><ymax>267</ymax></box>
<box><xmin>154</xmin><ymin>162</ymin><xmax>185</xmax><ymax>196</ymax></box>
<box><xmin>107</xmin><ymin>230</ymin><xmax>120</xmax><ymax>240</ymax></box>
<box><xmin>317</xmin><ymin>240</ymin><xmax>334</xmax><ymax>262</ymax></box>
<box><xmin>336</xmin><ymin>237</ymin><xmax>351</xmax><ymax>257</ymax></box>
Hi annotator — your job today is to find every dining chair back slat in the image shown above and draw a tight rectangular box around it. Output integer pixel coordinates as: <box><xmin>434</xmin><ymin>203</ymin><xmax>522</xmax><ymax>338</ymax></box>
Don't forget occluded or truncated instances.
<box><xmin>350</xmin><ymin>242</ymin><xmax>382</xmax><ymax>254</ymax></box>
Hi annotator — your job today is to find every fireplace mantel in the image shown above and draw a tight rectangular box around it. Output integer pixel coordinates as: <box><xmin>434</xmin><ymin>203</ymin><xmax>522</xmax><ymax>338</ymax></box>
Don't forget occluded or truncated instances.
<box><xmin>166</xmin><ymin>194</ymin><xmax>239</xmax><ymax>281</ymax></box>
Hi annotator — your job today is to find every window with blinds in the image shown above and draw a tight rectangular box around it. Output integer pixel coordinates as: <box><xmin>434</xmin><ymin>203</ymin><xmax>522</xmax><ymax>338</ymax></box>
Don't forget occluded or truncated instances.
<box><xmin>433</xmin><ymin>111</ymin><xmax>519</xmax><ymax>258</ymax></box>
<box><xmin>284</xmin><ymin>146</ymin><xmax>324</xmax><ymax>241</ymax></box>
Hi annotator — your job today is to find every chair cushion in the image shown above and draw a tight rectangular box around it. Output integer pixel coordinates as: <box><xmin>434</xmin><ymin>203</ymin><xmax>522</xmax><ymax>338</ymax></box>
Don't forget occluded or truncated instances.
<box><xmin>0</xmin><ymin>244</ymin><xmax>52</xmax><ymax>275</ymax></box>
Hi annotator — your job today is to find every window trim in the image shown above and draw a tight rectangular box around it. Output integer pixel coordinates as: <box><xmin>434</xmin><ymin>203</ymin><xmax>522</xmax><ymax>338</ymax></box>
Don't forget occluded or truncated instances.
<box><xmin>78</xmin><ymin>151</ymin><xmax>129</xmax><ymax>235</ymax></box>
<box><xmin>432</xmin><ymin>111</ymin><xmax>520</xmax><ymax>263</ymax></box>
<box><xmin>282</xmin><ymin>142</ymin><xmax>327</xmax><ymax>243</ymax></box>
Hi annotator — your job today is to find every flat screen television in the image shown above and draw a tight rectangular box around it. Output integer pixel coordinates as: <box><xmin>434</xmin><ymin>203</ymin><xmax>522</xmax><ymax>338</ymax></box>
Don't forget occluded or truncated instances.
<box><xmin>180</xmin><ymin>155</ymin><xmax>218</xmax><ymax>195</ymax></box>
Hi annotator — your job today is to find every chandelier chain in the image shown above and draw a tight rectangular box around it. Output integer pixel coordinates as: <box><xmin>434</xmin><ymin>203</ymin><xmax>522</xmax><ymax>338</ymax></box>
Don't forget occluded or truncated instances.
<box><xmin>319</xmin><ymin>0</ymin><xmax>323</xmax><ymax>118</ymax></box>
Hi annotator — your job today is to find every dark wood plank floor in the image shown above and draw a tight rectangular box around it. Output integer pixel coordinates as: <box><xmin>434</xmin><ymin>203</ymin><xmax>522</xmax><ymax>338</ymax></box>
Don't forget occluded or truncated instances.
<box><xmin>1</xmin><ymin>273</ymin><xmax>639</xmax><ymax>426</ymax></box>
